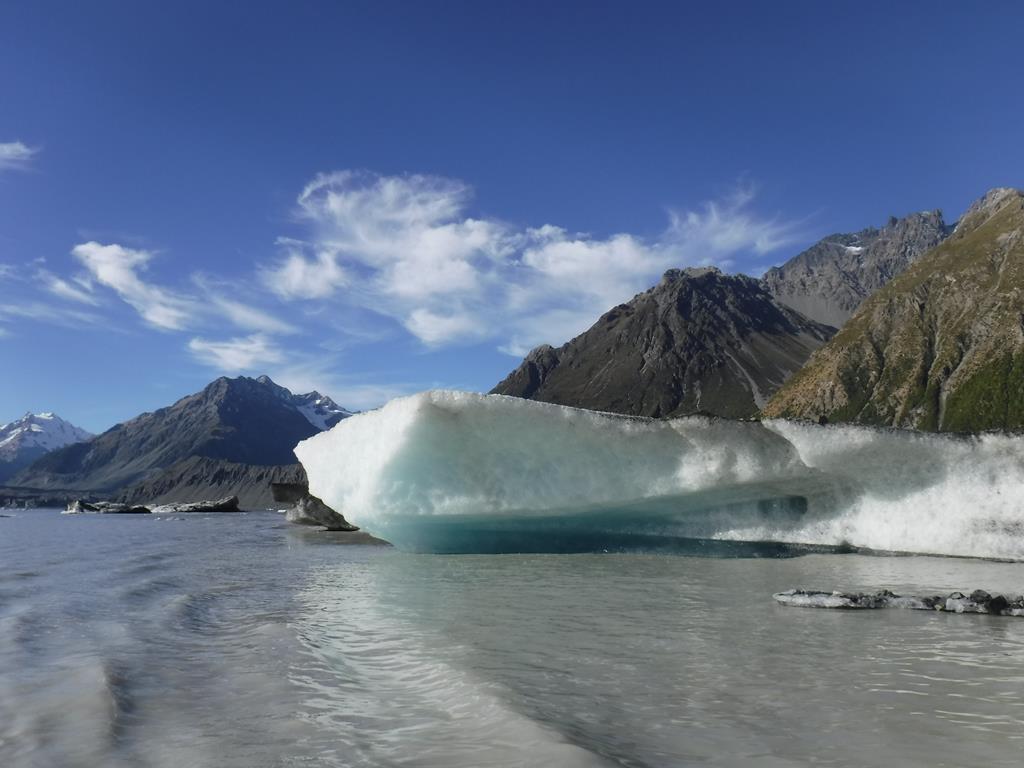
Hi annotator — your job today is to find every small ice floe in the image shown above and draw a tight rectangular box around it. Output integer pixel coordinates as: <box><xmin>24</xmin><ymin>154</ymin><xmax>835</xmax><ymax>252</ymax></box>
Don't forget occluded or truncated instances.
<box><xmin>774</xmin><ymin>589</ymin><xmax>1024</xmax><ymax>617</ymax></box>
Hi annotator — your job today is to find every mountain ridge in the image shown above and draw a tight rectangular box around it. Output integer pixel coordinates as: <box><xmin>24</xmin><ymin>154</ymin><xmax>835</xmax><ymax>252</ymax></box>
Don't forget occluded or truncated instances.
<box><xmin>763</xmin><ymin>188</ymin><xmax>1024</xmax><ymax>431</ymax></box>
<box><xmin>9</xmin><ymin>375</ymin><xmax>351</xmax><ymax>505</ymax></box>
<box><xmin>492</xmin><ymin>267</ymin><xmax>834</xmax><ymax>418</ymax></box>
<box><xmin>761</xmin><ymin>210</ymin><xmax>951</xmax><ymax>327</ymax></box>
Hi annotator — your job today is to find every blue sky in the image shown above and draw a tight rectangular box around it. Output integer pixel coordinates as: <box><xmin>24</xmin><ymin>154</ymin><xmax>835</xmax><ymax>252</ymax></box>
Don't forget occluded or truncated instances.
<box><xmin>1</xmin><ymin>1</ymin><xmax>1022</xmax><ymax>432</ymax></box>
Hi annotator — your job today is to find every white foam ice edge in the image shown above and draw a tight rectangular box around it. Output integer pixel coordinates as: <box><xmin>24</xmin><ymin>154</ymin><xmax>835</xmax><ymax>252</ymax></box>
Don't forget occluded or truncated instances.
<box><xmin>294</xmin><ymin>390</ymin><xmax>1024</xmax><ymax>558</ymax></box>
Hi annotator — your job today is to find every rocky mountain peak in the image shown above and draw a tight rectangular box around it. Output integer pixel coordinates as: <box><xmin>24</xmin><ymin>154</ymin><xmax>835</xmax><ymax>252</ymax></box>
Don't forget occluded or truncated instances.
<box><xmin>662</xmin><ymin>266</ymin><xmax>723</xmax><ymax>283</ymax></box>
<box><xmin>0</xmin><ymin>412</ymin><xmax>93</xmax><ymax>483</ymax></box>
<box><xmin>10</xmin><ymin>375</ymin><xmax>353</xmax><ymax>501</ymax></box>
<box><xmin>493</xmin><ymin>268</ymin><xmax>833</xmax><ymax>418</ymax></box>
<box><xmin>761</xmin><ymin>209</ymin><xmax>950</xmax><ymax>327</ymax></box>
<box><xmin>954</xmin><ymin>187</ymin><xmax>1023</xmax><ymax>235</ymax></box>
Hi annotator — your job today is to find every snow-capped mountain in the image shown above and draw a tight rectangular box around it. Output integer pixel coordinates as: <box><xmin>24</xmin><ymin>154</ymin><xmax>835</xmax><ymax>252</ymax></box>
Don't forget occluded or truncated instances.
<box><xmin>0</xmin><ymin>412</ymin><xmax>93</xmax><ymax>483</ymax></box>
<box><xmin>11</xmin><ymin>375</ymin><xmax>354</xmax><ymax>506</ymax></box>
<box><xmin>255</xmin><ymin>375</ymin><xmax>354</xmax><ymax>429</ymax></box>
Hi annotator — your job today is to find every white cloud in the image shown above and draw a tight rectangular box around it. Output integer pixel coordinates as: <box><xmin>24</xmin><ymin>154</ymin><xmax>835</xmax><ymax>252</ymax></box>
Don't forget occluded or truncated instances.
<box><xmin>70</xmin><ymin>243</ymin><xmax>300</xmax><ymax>338</ymax></box>
<box><xmin>187</xmin><ymin>334</ymin><xmax>284</xmax><ymax>371</ymax></box>
<box><xmin>191</xmin><ymin>274</ymin><xmax>298</xmax><ymax>335</ymax></box>
<box><xmin>0</xmin><ymin>141</ymin><xmax>37</xmax><ymax>172</ymax></box>
<box><xmin>262</xmin><ymin>172</ymin><xmax>804</xmax><ymax>354</ymax></box>
<box><xmin>0</xmin><ymin>300</ymin><xmax>105</xmax><ymax>329</ymax></box>
<box><xmin>72</xmin><ymin>242</ymin><xmax>195</xmax><ymax>330</ymax></box>
<box><xmin>39</xmin><ymin>271</ymin><xmax>99</xmax><ymax>305</ymax></box>
<box><xmin>405</xmin><ymin>308</ymin><xmax>483</xmax><ymax>345</ymax></box>
<box><xmin>663</xmin><ymin>185</ymin><xmax>802</xmax><ymax>258</ymax></box>
<box><xmin>210</xmin><ymin>295</ymin><xmax>299</xmax><ymax>335</ymax></box>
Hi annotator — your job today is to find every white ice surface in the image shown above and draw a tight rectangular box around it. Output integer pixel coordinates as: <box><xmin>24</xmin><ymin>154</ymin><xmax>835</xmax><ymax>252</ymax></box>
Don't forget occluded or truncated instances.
<box><xmin>294</xmin><ymin>391</ymin><xmax>1024</xmax><ymax>558</ymax></box>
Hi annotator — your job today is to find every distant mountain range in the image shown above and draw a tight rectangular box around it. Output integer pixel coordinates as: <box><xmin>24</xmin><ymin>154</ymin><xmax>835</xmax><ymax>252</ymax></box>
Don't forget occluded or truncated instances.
<box><xmin>495</xmin><ymin>192</ymin><xmax>1022</xmax><ymax>431</ymax></box>
<box><xmin>492</xmin><ymin>267</ymin><xmax>834</xmax><ymax>418</ymax></box>
<box><xmin>5</xmin><ymin>376</ymin><xmax>352</xmax><ymax>507</ymax></box>
<box><xmin>0</xmin><ymin>412</ymin><xmax>93</xmax><ymax>483</ymax></box>
<box><xmin>765</xmin><ymin>188</ymin><xmax>1024</xmax><ymax>431</ymax></box>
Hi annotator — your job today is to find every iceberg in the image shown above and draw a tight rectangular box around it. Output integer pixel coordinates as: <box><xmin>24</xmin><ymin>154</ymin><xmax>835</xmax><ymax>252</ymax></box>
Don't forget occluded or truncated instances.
<box><xmin>294</xmin><ymin>391</ymin><xmax>1024</xmax><ymax>558</ymax></box>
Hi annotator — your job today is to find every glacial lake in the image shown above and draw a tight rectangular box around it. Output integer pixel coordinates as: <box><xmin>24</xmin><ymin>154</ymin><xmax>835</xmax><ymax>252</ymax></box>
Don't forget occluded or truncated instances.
<box><xmin>2</xmin><ymin>509</ymin><xmax>1023</xmax><ymax>767</ymax></box>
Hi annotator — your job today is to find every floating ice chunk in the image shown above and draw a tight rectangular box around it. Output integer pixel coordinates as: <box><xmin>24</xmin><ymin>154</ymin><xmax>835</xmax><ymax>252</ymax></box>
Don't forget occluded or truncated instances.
<box><xmin>294</xmin><ymin>390</ymin><xmax>1024</xmax><ymax>556</ymax></box>
<box><xmin>775</xmin><ymin>589</ymin><xmax>1024</xmax><ymax>617</ymax></box>
<box><xmin>295</xmin><ymin>391</ymin><xmax>808</xmax><ymax>550</ymax></box>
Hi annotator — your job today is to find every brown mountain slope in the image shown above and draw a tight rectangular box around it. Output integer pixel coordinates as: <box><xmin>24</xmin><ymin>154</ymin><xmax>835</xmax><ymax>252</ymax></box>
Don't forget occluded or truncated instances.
<box><xmin>763</xmin><ymin>188</ymin><xmax>1024</xmax><ymax>431</ymax></box>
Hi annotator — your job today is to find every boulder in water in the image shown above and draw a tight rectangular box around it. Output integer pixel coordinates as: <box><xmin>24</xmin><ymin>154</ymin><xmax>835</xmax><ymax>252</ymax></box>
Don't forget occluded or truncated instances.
<box><xmin>271</xmin><ymin>483</ymin><xmax>358</xmax><ymax>531</ymax></box>
<box><xmin>775</xmin><ymin>589</ymin><xmax>1024</xmax><ymax>617</ymax></box>
<box><xmin>64</xmin><ymin>500</ymin><xmax>151</xmax><ymax>514</ymax></box>
<box><xmin>148</xmin><ymin>496</ymin><xmax>241</xmax><ymax>514</ymax></box>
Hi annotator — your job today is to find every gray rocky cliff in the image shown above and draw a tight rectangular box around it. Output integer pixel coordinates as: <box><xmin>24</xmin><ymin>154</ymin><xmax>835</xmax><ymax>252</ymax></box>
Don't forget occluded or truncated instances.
<box><xmin>492</xmin><ymin>267</ymin><xmax>834</xmax><ymax>418</ymax></box>
<box><xmin>762</xmin><ymin>210</ymin><xmax>950</xmax><ymax>327</ymax></box>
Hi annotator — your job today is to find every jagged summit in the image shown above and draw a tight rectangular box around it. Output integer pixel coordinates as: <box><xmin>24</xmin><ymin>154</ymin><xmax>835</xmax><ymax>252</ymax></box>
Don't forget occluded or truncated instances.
<box><xmin>492</xmin><ymin>267</ymin><xmax>833</xmax><ymax>418</ymax></box>
<box><xmin>254</xmin><ymin>374</ymin><xmax>354</xmax><ymax>429</ymax></box>
<box><xmin>761</xmin><ymin>210</ymin><xmax>950</xmax><ymax>327</ymax></box>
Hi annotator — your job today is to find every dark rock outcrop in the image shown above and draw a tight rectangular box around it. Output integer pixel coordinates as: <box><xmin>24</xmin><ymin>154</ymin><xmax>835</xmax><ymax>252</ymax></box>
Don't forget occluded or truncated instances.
<box><xmin>119</xmin><ymin>457</ymin><xmax>307</xmax><ymax>508</ymax></box>
<box><xmin>64</xmin><ymin>500</ymin><xmax>151</xmax><ymax>514</ymax></box>
<box><xmin>271</xmin><ymin>482</ymin><xmax>358</xmax><ymax>531</ymax></box>
<box><xmin>492</xmin><ymin>267</ymin><xmax>834</xmax><ymax>418</ymax></box>
<box><xmin>149</xmin><ymin>495</ymin><xmax>240</xmax><ymax>514</ymax></box>
<box><xmin>762</xmin><ymin>210</ymin><xmax>951</xmax><ymax>327</ymax></box>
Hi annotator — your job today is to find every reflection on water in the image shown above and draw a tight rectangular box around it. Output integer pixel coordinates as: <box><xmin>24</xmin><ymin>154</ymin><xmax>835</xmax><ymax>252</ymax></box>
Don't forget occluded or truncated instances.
<box><xmin>1</xmin><ymin>510</ymin><xmax>1023</xmax><ymax>767</ymax></box>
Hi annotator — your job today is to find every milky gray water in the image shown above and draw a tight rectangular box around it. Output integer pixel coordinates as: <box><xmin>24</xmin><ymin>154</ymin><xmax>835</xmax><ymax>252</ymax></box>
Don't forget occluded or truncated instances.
<box><xmin>2</xmin><ymin>510</ymin><xmax>1023</xmax><ymax>767</ymax></box>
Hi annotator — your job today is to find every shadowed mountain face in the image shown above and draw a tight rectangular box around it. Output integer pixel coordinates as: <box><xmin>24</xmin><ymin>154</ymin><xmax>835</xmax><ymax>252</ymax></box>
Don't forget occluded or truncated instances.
<box><xmin>10</xmin><ymin>376</ymin><xmax>349</xmax><ymax>504</ymax></box>
<box><xmin>762</xmin><ymin>210</ymin><xmax>950</xmax><ymax>327</ymax></box>
<box><xmin>492</xmin><ymin>267</ymin><xmax>834</xmax><ymax>418</ymax></box>
<box><xmin>764</xmin><ymin>189</ymin><xmax>1024</xmax><ymax>432</ymax></box>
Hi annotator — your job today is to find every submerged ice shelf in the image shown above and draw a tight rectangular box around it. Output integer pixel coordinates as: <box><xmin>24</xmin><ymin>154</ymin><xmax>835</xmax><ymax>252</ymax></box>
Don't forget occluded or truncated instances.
<box><xmin>294</xmin><ymin>391</ymin><xmax>1024</xmax><ymax>558</ymax></box>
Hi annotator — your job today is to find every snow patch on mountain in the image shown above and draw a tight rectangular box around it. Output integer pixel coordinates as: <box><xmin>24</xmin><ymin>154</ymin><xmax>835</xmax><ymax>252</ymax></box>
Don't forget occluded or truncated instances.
<box><xmin>0</xmin><ymin>412</ymin><xmax>93</xmax><ymax>456</ymax></box>
<box><xmin>254</xmin><ymin>375</ymin><xmax>353</xmax><ymax>430</ymax></box>
<box><xmin>0</xmin><ymin>412</ymin><xmax>94</xmax><ymax>483</ymax></box>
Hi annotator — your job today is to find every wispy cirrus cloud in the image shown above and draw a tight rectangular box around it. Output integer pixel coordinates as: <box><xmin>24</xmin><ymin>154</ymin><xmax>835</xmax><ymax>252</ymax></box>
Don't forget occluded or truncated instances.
<box><xmin>187</xmin><ymin>333</ymin><xmax>284</xmax><ymax>371</ymax></box>
<box><xmin>260</xmin><ymin>171</ymin><xmax>806</xmax><ymax>355</ymax></box>
<box><xmin>39</xmin><ymin>271</ymin><xmax>100</xmax><ymax>305</ymax></box>
<box><xmin>0</xmin><ymin>141</ymin><xmax>38</xmax><ymax>172</ymax></box>
<box><xmin>72</xmin><ymin>242</ymin><xmax>196</xmax><ymax>331</ymax></box>
<box><xmin>68</xmin><ymin>242</ymin><xmax>298</xmax><ymax>336</ymax></box>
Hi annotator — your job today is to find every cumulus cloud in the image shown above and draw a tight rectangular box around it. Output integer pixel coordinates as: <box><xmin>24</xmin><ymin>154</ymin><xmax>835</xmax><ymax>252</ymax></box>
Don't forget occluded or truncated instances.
<box><xmin>187</xmin><ymin>334</ymin><xmax>284</xmax><ymax>371</ymax></box>
<box><xmin>262</xmin><ymin>172</ymin><xmax>804</xmax><ymax>353</ymax></box>
<box><xmin>0</xmin><ymin>141</ymin><xmax>38</xmax><ymax>172</ymax></box>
